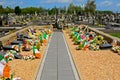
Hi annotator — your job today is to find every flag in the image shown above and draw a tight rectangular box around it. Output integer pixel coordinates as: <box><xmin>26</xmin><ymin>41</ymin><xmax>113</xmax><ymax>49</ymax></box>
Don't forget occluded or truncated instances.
<box><xmin>0</xmin><ymin>54</ymin><xmax>7</xmax><ymax>65</ymax></box>
<box><xmin>43</xmin><ymin>33</ymin><xmax>48</xmax><ymax>45</ymax></box>
<box><xmin>36</xmin><ymin>42</ymin><xmax>40</xmax><ymax>51</ymax></box>
<box><xmin>0</xmin><ymin>63</ymin><xmax>10</xmax><ymax>78</ymax></box>
<box><xmin>43</xmin><ymin>32</ymin><xmax>47</xmax><ymax>40</ymax></box>
<box><xmin>77</xmin><ymin>35</ymin><xmax>81</xmax><ymax>41</ymax></box>
<box><xmin>82</xmin><ymin>40</ymin><xmax>87</xmax><ymax>48</ymax></box>
<box><xmin>32</xmin><ymin>46</ymin><xmax>41</xmax><ymax>59</ymax></box>
<box><xmin>39</xmin><ymin>35</ymin><xmax>43</xmax><ymax>43</ymax></box>
<box><xmin>4</xmin><ymin>53</ymin><xmax>14</xmax><ymax>61</ymax></box>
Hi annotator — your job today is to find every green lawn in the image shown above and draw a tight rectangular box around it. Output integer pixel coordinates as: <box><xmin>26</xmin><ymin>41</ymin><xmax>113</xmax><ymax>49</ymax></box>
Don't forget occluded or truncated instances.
<box><xmin>110</xmin><ymin>33</ymin><xmax>120</xmax><ymax>38</ymax></box>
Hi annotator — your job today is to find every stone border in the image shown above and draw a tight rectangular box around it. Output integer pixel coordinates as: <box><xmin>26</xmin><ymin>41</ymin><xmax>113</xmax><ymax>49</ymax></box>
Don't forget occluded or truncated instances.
<box><xmin>0</xmin><ymin>25</ymin><xmax>53</xmax><ymax>46</ymax></box>
<box><xmin>62</xmin><ymin>33</ymin><xmax>81</xmax><ymax>80</ymax></box>
<box><xmin>35</xmin><ymin>32</ymin><xmax>53</xmax><ymax>80</ymax></box>
<box><xmin>88</xmin><ymin>27</ymin><xmax>120</xmax><ymax>45</ymax></box>
<box><xmin>0</xmin><ymin>26</ymin><xmax>30</xmax><ymax>46</ymax></box>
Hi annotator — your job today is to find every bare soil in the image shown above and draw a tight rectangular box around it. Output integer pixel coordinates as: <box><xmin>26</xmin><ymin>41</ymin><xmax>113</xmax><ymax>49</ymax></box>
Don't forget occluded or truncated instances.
<box><xmin>8</xmin><ymin>44</ymin><xmax>47</xmax><ymax>80</ymax></box>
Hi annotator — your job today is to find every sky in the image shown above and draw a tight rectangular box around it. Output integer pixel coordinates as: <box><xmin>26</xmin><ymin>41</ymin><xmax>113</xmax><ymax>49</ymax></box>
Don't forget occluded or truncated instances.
<box><xmin>0</xmin><ymin>0</ymin><xmax>120</xmax><ymax>12</ymax></box>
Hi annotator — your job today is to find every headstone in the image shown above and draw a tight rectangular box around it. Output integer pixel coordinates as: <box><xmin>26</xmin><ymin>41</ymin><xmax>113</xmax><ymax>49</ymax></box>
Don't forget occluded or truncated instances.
<box><xmin>14</xmin><ymin>53</ymin><xmax>22</xmax><ymax>59</ymax></box>
<box><xmin>99</xmin><ymin>43</ymin><xmax>112</xmax><ymax>49</ymax></box>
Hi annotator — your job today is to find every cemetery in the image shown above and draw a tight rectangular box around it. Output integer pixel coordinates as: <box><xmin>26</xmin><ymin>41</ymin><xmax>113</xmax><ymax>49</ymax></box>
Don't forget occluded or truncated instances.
<box><xmin>0</xmin><ymin>0</ymin><xmax>120</xmax><ymax>80</ymax></box>
<box><xmin>0</xmin><ymin>22</ymin><xmax>120</xmax><ymax>80</ymax></box>
<box><xmin>0</xmin><ymin>10</ymin><xmax>120</xmax><ymax>80</ymax></box>
<box><xmin>0</xmin><ymin>11</ymin><xmax>120</xmax><ymax>80</ymax></box>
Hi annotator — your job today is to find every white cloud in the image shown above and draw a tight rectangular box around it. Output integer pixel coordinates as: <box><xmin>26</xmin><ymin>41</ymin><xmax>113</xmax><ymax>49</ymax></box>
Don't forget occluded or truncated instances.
<box><xmin>19</xmin><ymin>1</ymin><xmax>25</xmax><ymax>5</ymax></box>
<box><xmin>73</xmin><ymin>0</ymin><xmax>84</xmax><ymax>2</ymax></box>
<box><xmin>39</xmin><ymin>0</ymin><xmax>87</xmax><ymax>8</ymax></box>
<box><xmin>4</xmin><ymin>0</ymin><xmax>25</xmax><ymax>7</ymax></box>
<box><xmin>101</xmin><ymin>1</ymin><xmax>112</xmax><ymax>6</ymax></box>
<box><xmin>0</xmin><ymin>1</ymin><xmax>5</xmax><ymax>5</ymax></box>
<box><xmin>40</xmin><ymin>0</ymin><xmax>87</xmax><ymax>5</ymax></box>
<box><xmin>42</xmin><ymin>0</ymin><xmax>73</xmax><ymax>3</ymax></box>
<box><xmin>58</xmin><ymin>0</ymin><xmax>72</xmax><ymax>3</ymax></box>
<box><xmin>43</xmin><ymin>0</ymin><xmax>55</xmax><ymax>3</ymax></box>
<box><xmin>117</xmin><ymin>3</ymin><xmax>120</xmax><ymax>7</ymax></box>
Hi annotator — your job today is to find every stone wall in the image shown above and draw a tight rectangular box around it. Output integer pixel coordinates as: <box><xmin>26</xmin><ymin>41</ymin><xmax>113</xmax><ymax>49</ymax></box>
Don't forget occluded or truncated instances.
<box><xmin>0</xmin><ymin>25</ymin><xmax>53</xmax><ymax>46</ymax></box>
<box><xmin>100</xmin><ymin>30</ymin><xmax>120</xmax><ymax>34</ymax></box>
<box><xmin>89</xmin><ymin>27</ymin><xmax>120</xmax><ymax>45</ymax></box>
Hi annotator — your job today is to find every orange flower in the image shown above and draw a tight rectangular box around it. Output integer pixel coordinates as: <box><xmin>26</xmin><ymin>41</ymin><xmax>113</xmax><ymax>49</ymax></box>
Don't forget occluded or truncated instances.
<box><xmin>35</xmin><ymin>53</ymin><xmax>41</xmax><ymax>59</ymax></box>
<box><xmin>3</xmin><ymin>64</ymin><xmax>10</xmax><ymax>78</ymax></box>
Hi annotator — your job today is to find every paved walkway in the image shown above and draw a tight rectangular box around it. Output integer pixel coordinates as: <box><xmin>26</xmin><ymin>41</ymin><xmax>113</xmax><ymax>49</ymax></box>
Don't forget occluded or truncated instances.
<box><xmin>36</xmin><ymin>31</ymin><xmax>79</xmax><ymax>80</ymax></box>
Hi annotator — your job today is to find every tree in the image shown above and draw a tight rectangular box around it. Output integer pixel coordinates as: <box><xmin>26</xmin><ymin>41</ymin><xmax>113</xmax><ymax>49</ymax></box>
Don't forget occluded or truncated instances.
<box><xmin>74</xmin><ymin>6</ymin><xmax>83</xmax><ymax>15</ymax></box>
<box><xmin>21</xmin><ymin>7</ymin><xmax>45</xmax><ymax>14</ymax></box>
<box><xmin>67</xmin><ymin>3</ymin><xmax>75</xmax><ymax>14</ymax></box>
<box><xmin>84</xmin><ymin>0</ymin><xmax>96</xmax><ymax>24</ymax></box>
<box><xmin>4</xmin><ymin>6</ymin><xmax>14</xmax><ymax>14</ymax></box>
<box><xmin>59</xmin><ymin>6</ymin><xmax>66</xmax><ymax>14</ymax></box>
<box><xmin>15</xmin><ymin>6</ymin><xmax>21</xmax><ymax>15</ymax></box>
<box><xmin>48</xmin><ymin>6</ymin><xmax>58</xmax><ymax>15</ymax></box>
<box><xmin>96</xmin><ymin>10</ymin><xmax>113</xmax><ymax>14</ymax></box>
<box><xmin>67</xmin><ymin>3</ymin><xmax>83</xmax><ymax>15</ymax></box>
<box><xmin>0</xmin><ymin>5</ymin><xmax>4</xmax><ymax>14</ymax></box>
<box><xmin>85</xmin><ymin>0</ymin><xmax>96</xmax><ymax>15</ymax></box>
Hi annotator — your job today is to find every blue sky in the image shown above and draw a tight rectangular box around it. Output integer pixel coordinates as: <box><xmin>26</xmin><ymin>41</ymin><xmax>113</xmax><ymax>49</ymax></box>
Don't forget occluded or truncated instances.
<box><xmin>0</xmin><ymin>0</ymin><xmax>120</xmax><ymax>12</ymax></box>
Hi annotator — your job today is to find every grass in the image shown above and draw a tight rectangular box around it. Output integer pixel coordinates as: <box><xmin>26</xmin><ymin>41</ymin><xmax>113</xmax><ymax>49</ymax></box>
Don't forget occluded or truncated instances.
<box><xmin>110</xmin><ymin>33</ymin><xmax>120</xmax><ymax>38</ymax></box>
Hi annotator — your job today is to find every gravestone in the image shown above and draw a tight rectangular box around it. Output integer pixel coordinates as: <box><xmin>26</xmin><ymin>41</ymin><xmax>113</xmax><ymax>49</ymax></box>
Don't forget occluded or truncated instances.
<box><xmin>0</xmin><ymin>20</ymin><xmax>2</xmax><ymax>26</ymax></box>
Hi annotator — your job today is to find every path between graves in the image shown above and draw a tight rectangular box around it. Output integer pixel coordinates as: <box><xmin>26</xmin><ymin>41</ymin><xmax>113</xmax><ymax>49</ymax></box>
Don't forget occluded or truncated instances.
<box><xmin>36</xmin><ymin>31</ymin><xmax>80</xmax><ymax>80</ymax></box>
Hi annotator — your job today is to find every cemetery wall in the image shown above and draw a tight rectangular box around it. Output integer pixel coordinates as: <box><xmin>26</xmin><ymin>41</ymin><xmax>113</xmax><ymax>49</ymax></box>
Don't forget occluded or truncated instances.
<box><xmin>100</xmin><ymin>30</ymin><xmax>120</xmax><ymax>34</ymax></box>
<box><xmin>0</xmin><ymin>25</ymin><xmax>53</xmax><ymax>46</ymax></box>
<box><xmin>89</xmin><ymin>27</ymin><xmax>120</xmax><ymax>45</ymax></box>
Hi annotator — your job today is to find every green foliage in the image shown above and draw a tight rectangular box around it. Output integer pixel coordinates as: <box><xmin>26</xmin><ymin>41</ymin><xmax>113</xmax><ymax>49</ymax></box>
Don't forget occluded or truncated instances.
<box><xmin>76</xmin><ymin>44</ymin><xmax>82</xmax><ymax>50</ymax></box>
<box><xmin>93</xmin><ymin>35</ymin><xmax>104</xmax><ymax>45</ymax></box>
<box><xmin>59</xmin><ymin>6</ymin><xmax>66</xmax><ymax>14</ymax></box>
<box><xmin>67</xmin><ymin>3</ymin><xmax>75</xmax><ymax>14</ymax></box>
<box><xmin>110</xmin><ymin>33</ymin><xmax>120</xmax><ymax>38</ymax></box>
<box><xmin>69</xmin><ymin>33</ymin><xmax>74</xmax><ymax>38</ymax></box>
<box><xmin>36</xmin><ymin>42</ymin><xmax>40</xmax><ymax>51</ymax></box>
<box><xmin>0</xmin><ymin>3</ymin><xmax>114</xmax><ymax>15</ymax></box>
<box><xmin>67</xmin><ymin>3</ymin><xmax>83</xmax><ymax>15</ymax></box>
<box><xmin>15</xmin><ymin>6</ymin><xmax>21</xmax><ymax>15</ymax></box>
<box><xmin>75</xmin><ymin>6</ymin><xmax>83</xmax><ymax>15</ymax></box>
<box><xmin>4</xmin><ymin>6</ymin><xmax>14</xmax><ymax>14</ymax></box>
<box><xmin>95</xmin><ymin>10</ymin><xmax>113</xmax><ymax>14</ymax></box>
<box><xmin>10</xmin><ymin>72</ymin><xmax>15</xmax><ymax>80</ymax></box>
<box><xmin>72</xmin><ymin>35</ymin><xmax>77</xmax><ymax>42</ymax></box>
<box><xmin>48</xmin><ymin>6</ymin><xmax>58</xmax><ymax>15</ymax></box>
<box><xmin>21</xmin><ymin>7</ymin><xmax>45</xmax><ymax>14</ymax></box>
<box><xmin>84</xmin><ymin>0</ymin><xmax>96</xmax><ymax>15</ymax></box>
<box><xmin>74</xmin><ymin>39</ymin><xmax>80</xmax><ymax>45</ymax></box>
<box><xmin>0</xmin><ymin>5</ymin><xmax>4</xmax><ymax>14</ymax></box>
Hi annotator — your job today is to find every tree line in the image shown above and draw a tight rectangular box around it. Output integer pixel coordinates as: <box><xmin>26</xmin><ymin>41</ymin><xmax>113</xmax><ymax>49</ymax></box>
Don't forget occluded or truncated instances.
<box><xmin>0</xmin><ymin>0</ymin><xmax>113</xmax><ymax>16</ymax></box>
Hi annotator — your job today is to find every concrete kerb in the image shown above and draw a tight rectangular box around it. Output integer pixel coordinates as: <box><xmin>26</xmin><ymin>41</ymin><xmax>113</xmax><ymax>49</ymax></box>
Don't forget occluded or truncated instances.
<box><xmin>62</xmin><ymin>32</ymin><xmax>81</xmax><ymax>80</ymax></box>
<box><xmin>35</xmin><ymin>32</ymin><xmax>53</xmax><ymax>80</ymax></box>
